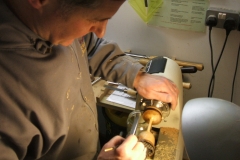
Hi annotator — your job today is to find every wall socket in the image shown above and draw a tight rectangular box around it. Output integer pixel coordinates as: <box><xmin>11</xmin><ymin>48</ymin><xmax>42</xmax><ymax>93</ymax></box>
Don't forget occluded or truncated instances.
<box><xmin>205</xmin><ymin>7</ymin><xmax>240</xmax><ymax>30</ymax></box>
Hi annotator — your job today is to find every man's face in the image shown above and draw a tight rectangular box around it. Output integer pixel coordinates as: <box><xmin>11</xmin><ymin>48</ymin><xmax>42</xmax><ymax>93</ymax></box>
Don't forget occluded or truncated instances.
<box><xmin>50</xmin><ymin>0</ymin><xmax>125</xmax><ymax>46</ymax></box>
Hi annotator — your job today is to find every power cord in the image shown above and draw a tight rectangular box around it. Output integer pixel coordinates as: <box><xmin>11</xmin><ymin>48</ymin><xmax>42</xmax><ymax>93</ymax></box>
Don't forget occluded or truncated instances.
<box><xmin>207</xmin><ymin>17</ymin><xmax>236</xmax><ymax>97</ymax></box>
<box><xmin>208</xmin><ymin>29</ymin><xmax>215</xmax><ymax>97</ymax></box>
<box><xmin>231</xmin><ymin>43</ymin><xmax>240</xmax><ymax>102</ymax></box>
<box><xmin>208</xmin><ymin>30</ymin><xmax>229</xmax><ymax>97</ymax></box>
<box><xmin>205</xmin><ymin>15</ymin><xmax>217</xmax><ymax>97</ymax></box>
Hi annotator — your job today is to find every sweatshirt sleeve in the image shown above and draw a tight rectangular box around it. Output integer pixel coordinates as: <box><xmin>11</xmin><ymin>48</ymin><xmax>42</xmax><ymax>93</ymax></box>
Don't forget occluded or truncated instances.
<box><xmin>84</xmin><ymin>33</ymin><xmax>143</xmax><ymax>88</ymax></box>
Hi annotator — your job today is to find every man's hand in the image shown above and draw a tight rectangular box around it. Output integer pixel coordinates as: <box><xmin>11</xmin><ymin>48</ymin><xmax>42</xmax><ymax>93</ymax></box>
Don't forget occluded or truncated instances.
<box><xmin>98</xmin><ymin>135</ymin><xmax>146</xmax><ymax>160</ymax></box>
<box><xmin>133</xmin><ymin>71</ymin><xmax>179</xmax><ymax>110</ymax></box>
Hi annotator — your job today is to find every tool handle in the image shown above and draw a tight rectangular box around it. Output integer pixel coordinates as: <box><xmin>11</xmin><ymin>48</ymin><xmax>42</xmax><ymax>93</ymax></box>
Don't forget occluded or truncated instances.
<box><xmin>138</xmin><ymin>58</ymin><xmax>150</xmax><ymax>66</ymax></box>
<box><xmin>181</xmin><ymin>66</ymin><xmax>197</xmax><ymax>73</ymax></box>
<box><xmin>126</xmin><ymin>89</ymin><xmax>137</xmax><ymax>97</ymax></box>
<box><xmin>148</xmin><ymin>56</ymin><xmax>157</xmax><ymax>59</ymax></box>
<box><xmin>183</xmin><ymin>82</ymin><xmax>191</xmax><ymax>89</ymax></box>
<box><xmin>175</xmin><ymin>60</ymin><xmax>204</xmax><ymax>71</ymax></box>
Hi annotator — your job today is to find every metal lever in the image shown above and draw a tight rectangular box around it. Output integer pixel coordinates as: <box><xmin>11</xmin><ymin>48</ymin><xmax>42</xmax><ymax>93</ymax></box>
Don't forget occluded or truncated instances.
<box><xmin>128</xmin><ymin>111</ymin><xmax>141</xmax><ymax>136</ymax></box>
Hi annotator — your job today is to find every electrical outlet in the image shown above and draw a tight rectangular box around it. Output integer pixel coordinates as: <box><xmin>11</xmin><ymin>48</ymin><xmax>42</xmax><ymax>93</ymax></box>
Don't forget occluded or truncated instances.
<box><xmin>205</xmin><ymin>7</ymin><xmax>240</xmax><ymax>30</ymax></box>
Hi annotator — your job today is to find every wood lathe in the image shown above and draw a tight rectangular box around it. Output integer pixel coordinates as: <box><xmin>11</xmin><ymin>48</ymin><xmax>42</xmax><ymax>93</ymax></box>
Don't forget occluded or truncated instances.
<box><xmin>127</xmin><ymin>56</ymin><xmax>184</xmax><ymax>160</ymax></box>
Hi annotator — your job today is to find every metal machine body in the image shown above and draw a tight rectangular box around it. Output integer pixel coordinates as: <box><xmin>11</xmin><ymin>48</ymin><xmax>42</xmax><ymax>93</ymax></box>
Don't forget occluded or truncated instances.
<box><xmin>182</xmin><ymin>98</ymin><xmax>240</xmax><ymax>160</ymax></box>
<box><xmin>128</xmin><ymin>56</ymin><xmax>184</xmax><ymax>160</ymax></box>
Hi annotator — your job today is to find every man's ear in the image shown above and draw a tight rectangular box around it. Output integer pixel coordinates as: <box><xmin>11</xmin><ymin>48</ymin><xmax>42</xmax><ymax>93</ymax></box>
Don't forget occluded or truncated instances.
<box><xmin>28</xmin><ymin>0</ymin><xmax>49</xmax><ymax>9</ymax></box>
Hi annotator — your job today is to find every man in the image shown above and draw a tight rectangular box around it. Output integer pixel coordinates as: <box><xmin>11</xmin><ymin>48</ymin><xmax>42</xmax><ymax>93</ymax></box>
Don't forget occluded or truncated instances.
<box><xmin>0</xmin><ymin>0</ymin><xmax>178</xmax><ymax>159</ymax></box>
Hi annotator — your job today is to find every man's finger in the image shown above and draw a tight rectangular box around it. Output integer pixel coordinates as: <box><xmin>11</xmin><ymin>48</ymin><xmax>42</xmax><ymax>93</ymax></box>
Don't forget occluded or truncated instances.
<box><xmin>117</xmin><ymin>135</ymin><xmax>138</xmax><ymax>151</ymax></box>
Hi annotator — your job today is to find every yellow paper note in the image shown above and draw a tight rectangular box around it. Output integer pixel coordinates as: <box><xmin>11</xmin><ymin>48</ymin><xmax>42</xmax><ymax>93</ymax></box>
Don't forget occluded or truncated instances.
<box><xmin>129</xmin><ymin>0</ymin><xmax>163</xmax><ymax>23</ymax></box>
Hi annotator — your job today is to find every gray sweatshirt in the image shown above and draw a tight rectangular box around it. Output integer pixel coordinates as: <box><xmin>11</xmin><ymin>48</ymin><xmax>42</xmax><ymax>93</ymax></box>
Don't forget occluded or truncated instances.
<box><xmin>0</xmin><ymin>0</ymin><xmax>143</xmax><ymax>159</ymax></box>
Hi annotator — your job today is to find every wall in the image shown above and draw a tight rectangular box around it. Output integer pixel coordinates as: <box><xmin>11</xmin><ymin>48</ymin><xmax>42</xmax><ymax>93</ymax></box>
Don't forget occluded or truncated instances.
<box><xmin>104</xmin><ymin>0</ymin><xmax>240</xmax><ymax>106</ymax></box>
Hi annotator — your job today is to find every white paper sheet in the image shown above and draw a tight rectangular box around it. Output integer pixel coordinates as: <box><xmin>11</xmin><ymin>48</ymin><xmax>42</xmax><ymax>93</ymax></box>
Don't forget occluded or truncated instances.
<box><xmin>106</xmin><ymin>85</ymin><xmax>136</xmax><ymax>109</ymax></box>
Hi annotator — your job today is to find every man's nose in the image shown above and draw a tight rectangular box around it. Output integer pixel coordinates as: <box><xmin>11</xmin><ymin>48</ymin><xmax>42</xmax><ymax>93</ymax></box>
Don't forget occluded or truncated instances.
<box><xmin>91</xmin><ymin>21</ymin><xmax>108</xmax><ymax>38</ymax></box>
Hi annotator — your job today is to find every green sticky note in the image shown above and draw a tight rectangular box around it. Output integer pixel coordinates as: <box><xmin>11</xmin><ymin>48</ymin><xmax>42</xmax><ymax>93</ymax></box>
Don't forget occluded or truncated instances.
<box><xmin>129</xmin><ymin>0</ymin><xmax>163</xmax><ymax>23</ymax></box>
